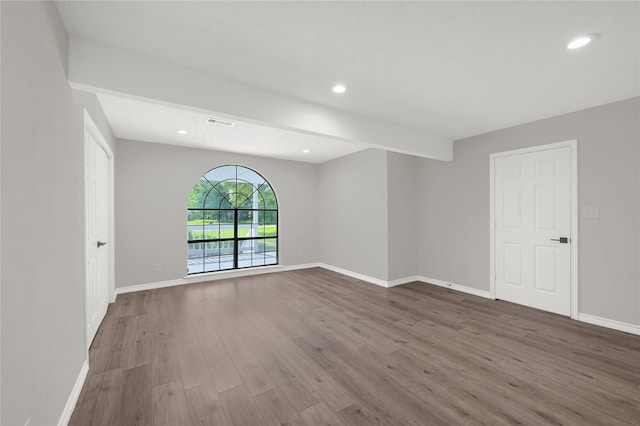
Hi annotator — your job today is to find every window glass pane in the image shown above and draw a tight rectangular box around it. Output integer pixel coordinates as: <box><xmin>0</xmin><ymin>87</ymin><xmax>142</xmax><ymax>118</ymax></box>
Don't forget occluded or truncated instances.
<box><xmin>187</xmin><ymin>242</ymin><xmax>204</xmax><ymax>274</ymax></box>
<box><xmin>217</xmin><ymin>223</ymin><xmax>231</xmax><ymax>239</ymax></box>
<box><xmin>219</xmin><ymin>209</ymin><xmax>234</xmax><ymax>223</ymax></box>
<box><xmin>264</xmin><ymin>238</ymin><xmax>278</xmax><ymax>253</ymax></box>
<box><xmin>251</xmin><ymin>237</ymin><xmax>278</xmax><ymax>265</ymax></box>
<box><xmin>202</xmin><ymin>222</ymin><xmax>217</xmax><ymax>241</ymax></box>
<box><xmin>258</xmin><ymin>184</ymin><xmax>277</xmax><ymax>209</ymax></box>
<box><xmin>265</xmin><ymin>253</ymin><xmax>277</xmax><ymax>265</ymax></box>
<box><xmin>252</xmin><ymin>256</ymin><xmax>266</xmax><ymax>267</ymax></box>
<box><xmin>237</xmin><ymin>213</ymin><xmax>256</xmax><ymax>238</ymax></box>
<box><xmin>259</xmin><ymin>227</ymin><xmax>276</xmax><ymax>237</ymax></box>
<box><xmin>204</xmin><ymin>165</ymin><xmax>236</xmax><ymax>185</ymax></box>
<box><xmin>187</xmin><ymin>210</ymin><xmax>204</xmax><ymax>223</ymax></box>
<box><xmin>238</xmin><ymin>238</ymin><xmax>258</xmax><ymax>268</ymax></box>
<box><xmin>187</xmin><ymin>210</ymin><xmax>205</xmax><ymax>240</ymax></box>
<box><xmin>235</xmin><ymin>181</ymin><xmax>256</xmax><ymax>206</ymax></box>
<box><xmin>237</xmin><ymin>167</ymin><xmax>265</xmax><ymax>187</ymax></box>
<box><xmin>203</xmin><ymin>187</ymin><xmax>226</xmax><ymax>209</ymax></box>
<box><xmin>264</xmin><ymin>211</ymin><xmax>277</xmax><ymax>224</ymax></box>
<box><xmin>202</xmin><ymin>210</ymin><xmax>218</xmax><ymax>225</ymax></box>
<box><xmin>203</xmin><ymin>241</ymin><xmax>234</xmax><ymax>272</ymax></box>
<box><xmin>236</xmin><ymin>194</ymin><xmax>253</xmax><ymax>210</ymax></box>
<box><xmin>187</xmin><ymin>225</ymin><xmax>205</xmax><ymax>241</ymax></box>
<box><xmin>189</xmin><ymin>178</ymin><xmax>213</xmax><ymax>208</ymax></box>
<box><xmin>259</xmin><ymin>210</ymin><xmax>277</xmax><ymax>236</ymax></box>
<box><xmin>238</xmin><ymin>252</ymin><xmax>253</xmax><ymax>268</ymax></box>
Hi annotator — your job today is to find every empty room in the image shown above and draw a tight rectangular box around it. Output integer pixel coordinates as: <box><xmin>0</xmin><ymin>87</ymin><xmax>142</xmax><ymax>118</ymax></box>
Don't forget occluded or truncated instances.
<box><xmin>2</xmin><ymin>1</ymin><xmax>639</xmax><ymax>425</ymax></box>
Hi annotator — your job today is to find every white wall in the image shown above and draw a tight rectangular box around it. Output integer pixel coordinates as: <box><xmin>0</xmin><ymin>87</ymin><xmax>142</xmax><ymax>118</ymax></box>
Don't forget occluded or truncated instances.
<box><xmin>387</xmin><ymin>152</ymin><xmax>418</xmax><ymax>281</ymax></box>
<box><xmin>1</xmin><ymin>2</ymin><xmax>88</xmax><ymax>424</ymax></box>
<box><xmin>115</xmin><ymin>139</ymin><xmax>318</xmax><ymax>288</ymax></box>
<box><xmin>418</xmin><ymin>97</ymin><xmax>640</xmax><ymax>325</ymax></box>
<box><xmin>317</xmin><ymin>149</ymin><xmax>389</xmax><ymax>281</ymax></box>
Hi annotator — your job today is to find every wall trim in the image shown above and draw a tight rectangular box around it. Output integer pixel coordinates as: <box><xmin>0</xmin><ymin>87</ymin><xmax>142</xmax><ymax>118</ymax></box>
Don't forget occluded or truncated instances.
<box><xmin>388</xmin><ymin>276</ymin><xmax>421</xmax><ymax>287</ymax></box>
<box><xmin>317</xmin><ymin>263</ymin><xmax>389</xmax><ymax>287</ymax></box>
<box><xmin>114</xmin><ymin>263</ymin><xmax>322</xmax><ymax>296</ymax></box>
<box><xmin>577</xmin><ymin>313</ymin><xmax>640</xmax><ymax>336</ymax></box>
<box><xmin>281</xmin><ymin>262</ymin><xmax>323</xmax><ymax>271</ymax></box>
<box><xmin>115</xmin><ymin>263</ymin><xmax>417</xmax><ymax>294</ymax></box>
<box><xmin>58</xmin><ymin>360</ymin><xmax>89</xmax><ymax>426</ymax></box>
<box><xmin>417</xmin><ymin>275</ymin><xmax>494</xmax><ymax>299</ymax></box>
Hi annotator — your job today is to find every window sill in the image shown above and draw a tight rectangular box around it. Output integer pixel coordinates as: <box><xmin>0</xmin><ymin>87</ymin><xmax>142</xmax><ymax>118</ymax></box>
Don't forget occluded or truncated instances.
<box><xmin>183</xmin><ymin>264</ymin><xmax>284</xmax><ymax>282</ymax></box>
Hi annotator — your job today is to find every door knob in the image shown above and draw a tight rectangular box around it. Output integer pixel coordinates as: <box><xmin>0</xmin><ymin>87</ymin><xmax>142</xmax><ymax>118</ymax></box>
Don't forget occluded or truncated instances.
<box><xmin>97</xmin><ymin>241</ymin><xmax>107</xmax><ymax>248</ymax></box>
<box><xmin>550</xmin><ymin>237</ymin><xmax>569</xmax><ymax>243</ymax></box>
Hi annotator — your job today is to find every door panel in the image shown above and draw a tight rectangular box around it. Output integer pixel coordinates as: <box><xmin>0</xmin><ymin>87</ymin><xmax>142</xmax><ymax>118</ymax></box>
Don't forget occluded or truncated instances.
<box><xmin>534</xmin><ymin>245</ymin><xmax>558</xmax><ymax>294</ymax></box>
<box><xmin>503</xmin><ymin>187</ymin><xmax>522</xmax><ymax>228</ymax></box>
<box><xmin>495</xmin><ymin>146</ymin><xmax>571</xmax><ymax>316</ymax></box>
<box><xmin>504</xmin><ymin>243</ymin><xmax>523</xmax><ymax>287</ymax></box>
<box><xmin>85</xmin><ymin>128</ymin><xmax>110</xmax><ymax>348</ymax></box>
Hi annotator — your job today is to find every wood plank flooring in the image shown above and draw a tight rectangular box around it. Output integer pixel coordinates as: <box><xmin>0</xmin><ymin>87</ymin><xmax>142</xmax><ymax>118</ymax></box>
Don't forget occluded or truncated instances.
<box><xmin>69</xmin><ymin>268</ymin><xmax>640</xmax><ymax>425</ymax></box>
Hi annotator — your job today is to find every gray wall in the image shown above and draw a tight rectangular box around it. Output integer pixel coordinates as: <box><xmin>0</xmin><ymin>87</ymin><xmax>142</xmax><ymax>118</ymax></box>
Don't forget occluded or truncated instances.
<box><xmin>418</xmin><ymin>97</ymin><xmax>640</xmax><ymax>325</ymax></box>
<box><xmin>1</xmin><ymin>2</ymin><xmax>87</xmax><ymax>424</ymax></box>
<box><xmin>387</xmin><ymin>152</ymin><xmax>418</xmax><ymax>281</ymax></box>
<box><xmin>317</xmin><ymin>149</ymin><xmax>389</xmax><ymax>281</ymax></box>
<box><xmin>117</xmin><ymin>145</ymin><xmax>420</xmax><ymax>286</ymax></box>
<box><xmin>115</xmin><ymin>140</ymin><xmax>318</xmax><ymax>288</ymax></box>
<box><xmin>74</xmin><ymin>89</ymin><xmax>117</xmax><ymax>152</ymax></box>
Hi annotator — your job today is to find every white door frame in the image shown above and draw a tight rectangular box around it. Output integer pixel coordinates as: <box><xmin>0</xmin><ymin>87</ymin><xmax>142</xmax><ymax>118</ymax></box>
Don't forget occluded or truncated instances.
<box><xmin>83</xmin><ymin>110</ymin><xmax>115</xmax><ymax>350</ymax></box>
<box><xmin>489</xmin><ymin>140</ymin><xmax>578</xmax><ymax>319</ymax></box>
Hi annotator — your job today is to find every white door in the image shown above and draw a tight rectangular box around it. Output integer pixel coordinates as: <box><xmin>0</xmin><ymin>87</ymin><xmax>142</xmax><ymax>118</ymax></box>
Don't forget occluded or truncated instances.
<box><xmin>494</xmin><ymin>146</ymin><xmax>572</xmax><ymax>316</ymax></box>
<box><xmin>85</xmin><ymin>127</ymin><xmax>110</xmax><ymax>347</ymax></box>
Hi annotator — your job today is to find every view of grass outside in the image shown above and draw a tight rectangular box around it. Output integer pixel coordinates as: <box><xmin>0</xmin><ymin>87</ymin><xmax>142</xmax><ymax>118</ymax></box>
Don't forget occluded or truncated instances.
<box><xmin>187</xmin><ymin>225</ymin><xmax>277</xmax><ymax>240</ymax></box>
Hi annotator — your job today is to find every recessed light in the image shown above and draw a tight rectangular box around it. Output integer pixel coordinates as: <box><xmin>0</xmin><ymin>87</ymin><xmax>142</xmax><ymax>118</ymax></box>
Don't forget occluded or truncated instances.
<box><xmin>302</xmin><ymin>149</ymin><xmax>310</xmax><ymax>153</ymax></box>
<box><xmin>567</xmin><ymin>34</ymin><xmax>599</xmax><ymax>50</ymax></box>
<box><xmin>332</xmin><ymin>84</ymin><xmax>347</xmax><ymax>94</ymax></box>
<box><xmin>177</xmin><ymin>130</ymin><xmax>188</xmax><ymax>135</ymax></box>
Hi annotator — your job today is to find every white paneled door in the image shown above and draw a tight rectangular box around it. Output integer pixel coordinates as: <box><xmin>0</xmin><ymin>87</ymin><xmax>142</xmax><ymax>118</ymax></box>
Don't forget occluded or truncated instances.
<box><xmin>494</xmin><ymin>145</ymin><xmax>572</xmax><ymax>316</ymax></box>
<box><xmin>85</xmin><ymin>124</ymin><xmax>110</xmax><ymax>348</ymax></box>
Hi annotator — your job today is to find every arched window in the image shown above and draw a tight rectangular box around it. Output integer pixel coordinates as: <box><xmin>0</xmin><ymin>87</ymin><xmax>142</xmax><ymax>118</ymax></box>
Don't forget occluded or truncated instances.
<box><xmin>187</xmin><ymin>165</ymin><xmax>278</xmax><ymax>274</ymax></box>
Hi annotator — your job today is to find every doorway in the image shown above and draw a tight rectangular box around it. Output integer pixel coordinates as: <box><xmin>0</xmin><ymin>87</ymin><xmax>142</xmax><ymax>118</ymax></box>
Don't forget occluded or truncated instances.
<box><xmin>490</xmin><ymin>140</ymin><xmax>578</xmax><ymax>317</ymax></box>
<box><xmin>84</xmin><ymin>111</ymin><xmax>114</xmax><ymax>349</ymax></box>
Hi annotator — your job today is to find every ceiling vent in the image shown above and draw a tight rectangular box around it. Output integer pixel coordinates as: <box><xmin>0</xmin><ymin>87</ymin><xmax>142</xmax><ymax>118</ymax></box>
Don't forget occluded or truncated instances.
<box><xmin>206</xmin><ymin>117</ymin><xmax>235</xmax><ymax>127</ymax></box>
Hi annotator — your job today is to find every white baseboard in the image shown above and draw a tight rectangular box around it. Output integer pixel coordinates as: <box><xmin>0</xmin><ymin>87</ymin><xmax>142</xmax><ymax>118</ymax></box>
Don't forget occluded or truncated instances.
<box><xmin>577</xmin><ymin>313</ymin><xmax>640</xmax><ymax>336</ymax></box>
<box><xmin>316</xmin><ymin>265</ymin><xmax>420</xmax><ymax>288</ymax></box>
<box><xmin>318</xmin><ymin>263</ymin><xmax>389</xmax><ymax>287</ymax></box>
<box><xmin>58</xmin><ymin>360</ymin><xmax>89</xmax><ymax>426</ymax></box>
<box><xmin>114</xmin><ymin>263</ymin><xmax>321</xmax><ymax>296</ymax></box>
<box><xmin>116</xmin><ymin>277</ymin><xmax>187</xmax><ymax>295</ymax></box>
<box><xmin>416</xmin><ymin>275</ymin><xmax>494</xmax><ymax>299</ymax></box>
<box><xmin>388</xmin><ymin>276</ymin><xmax>420</xmax><ymax>287</ymax></box>
<box><xmin>281</xmin><ymin>262</ymin><xmax>322</xmax><ymax>271</ymax></box>
<box><xmin>114</xmin><ymin>262</ymin><xmax>417</xmax><ymax>293</ymax></box>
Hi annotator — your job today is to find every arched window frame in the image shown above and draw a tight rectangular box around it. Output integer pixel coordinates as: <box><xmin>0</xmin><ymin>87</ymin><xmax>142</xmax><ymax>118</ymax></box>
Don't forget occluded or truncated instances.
<box><xmin>187</xmin><ymin>165</ymin><xmax>278</xmax><ymax>274</ymax></box>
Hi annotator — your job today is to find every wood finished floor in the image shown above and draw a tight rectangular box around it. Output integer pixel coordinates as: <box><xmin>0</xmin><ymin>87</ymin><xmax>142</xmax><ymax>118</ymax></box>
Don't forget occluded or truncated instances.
<box><xmin>70</xmin><ymin>268</ymin><xmax>640</xmax><ymax>425</ymax></box>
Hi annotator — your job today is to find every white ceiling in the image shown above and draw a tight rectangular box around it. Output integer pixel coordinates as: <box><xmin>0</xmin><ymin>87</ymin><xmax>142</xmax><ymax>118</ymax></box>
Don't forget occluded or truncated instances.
<box><xmin>97</xmin><ymin>93</ymin><xmax>364</xmax><ymax>163</ymax></box>
<box><xmin>56</xmin><ymin>1</ymin><xmax>639</xmax><ymax>159</ymax></box>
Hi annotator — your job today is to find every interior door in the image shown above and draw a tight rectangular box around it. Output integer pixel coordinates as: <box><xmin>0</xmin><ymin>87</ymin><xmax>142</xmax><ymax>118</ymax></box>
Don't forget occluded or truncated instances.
<box><xmin>494</xmin><ymin>146</ymin><xmax>571</xmax><ymax>316</ymax></box>
<box><xmin>85</xmin><ymin>127</ymin><xmax>109</xmax><ymax>348</ymax></box>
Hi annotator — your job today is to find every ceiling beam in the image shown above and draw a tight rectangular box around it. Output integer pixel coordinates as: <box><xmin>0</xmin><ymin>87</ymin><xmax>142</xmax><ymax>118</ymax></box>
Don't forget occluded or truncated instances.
<box><xmin>68</xmin><ymin>37</ymin><xmax>452</xmax><ymax>161</ymax></box>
